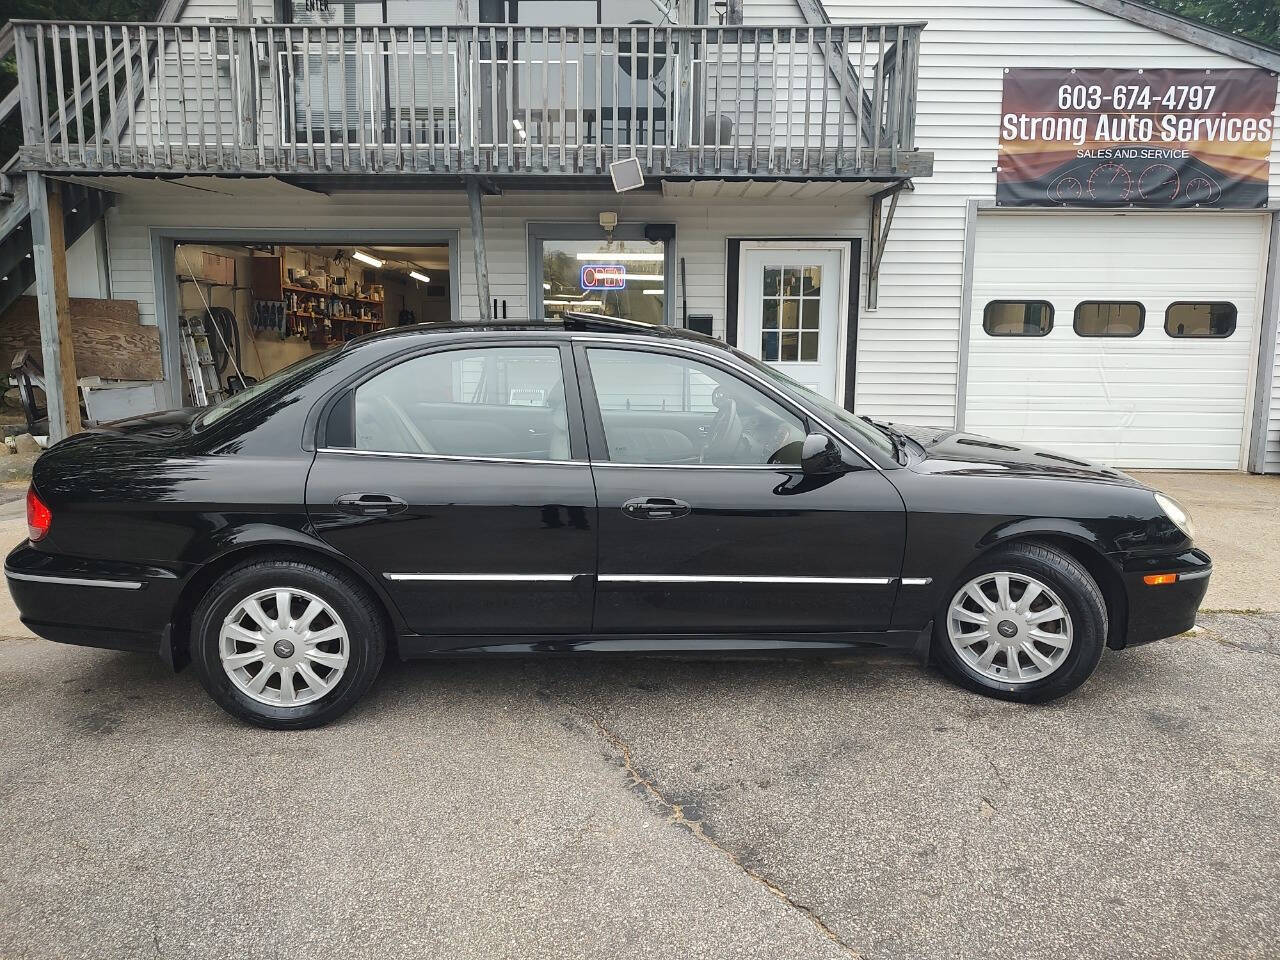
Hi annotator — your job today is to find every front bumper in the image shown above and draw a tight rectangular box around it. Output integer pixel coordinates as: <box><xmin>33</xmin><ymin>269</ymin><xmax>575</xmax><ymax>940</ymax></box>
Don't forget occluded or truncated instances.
<box><xmin>1114</xmin><ymin>548</ymin><xmax>1212</xmax><ymax>648</ymax></box>
<box><xmin>4</xmin><ymin>543</ymin><xmax>183</xmax><ymax>654</ymax></box>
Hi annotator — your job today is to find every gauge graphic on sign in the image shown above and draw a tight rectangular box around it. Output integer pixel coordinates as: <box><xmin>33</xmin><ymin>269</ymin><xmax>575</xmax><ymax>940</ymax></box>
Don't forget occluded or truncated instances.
<box><xmin>581</xmin><ymin>264</ymin><xmax>627</xmax><ymax>289</ymax></box>
<box><xmin>1042</xmin><ymin>149</ymin><xmax>1227</xmax><ymax>207</ymax></box>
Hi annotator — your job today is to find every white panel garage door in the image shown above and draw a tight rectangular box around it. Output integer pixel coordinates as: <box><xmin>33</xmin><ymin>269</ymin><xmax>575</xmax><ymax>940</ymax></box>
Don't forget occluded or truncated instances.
<box><xmin>965</xmin><ymin>212</ymin><xmax>1267</xmax><ymax>469</ymax></box>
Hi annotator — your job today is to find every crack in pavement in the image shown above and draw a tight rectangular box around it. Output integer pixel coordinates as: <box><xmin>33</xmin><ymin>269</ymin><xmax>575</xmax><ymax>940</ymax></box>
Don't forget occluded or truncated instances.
<box><xmin>581</xmin><ymin>711</ymin><xmax>868</xmax><ymax>960</ymax></box>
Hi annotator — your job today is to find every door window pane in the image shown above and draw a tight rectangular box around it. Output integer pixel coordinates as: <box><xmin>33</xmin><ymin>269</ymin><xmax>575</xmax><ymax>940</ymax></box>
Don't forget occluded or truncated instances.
<box><xmin>587</xmin><ymin>348</ymin><xmax>807</xmax><ymax>466</ymax></box>
<box><xmin>983</xmin><ymin>301</ymin><xmax>1054</xmax><ymax>336</ymax></box>
<box><xmin>541</xmin><ymin>237</ymin><xmax>666</xmax><ymax>324</ymax></box>
<box><xmin>1074</xmin><ymin>302</ymin><xmax>1145</xmax><ymax>337</ymax></box>
<box><xmin>1165</xmin><ymin>302</ymin><xmax>1237</xmax><ymax>338</ymax></box>
<box><xmin>354</xmin><ymin>346</ymin><xmax>570</xmax><ymax>459</ymax></box>
<box><xmin>761</xmin><ymin>262</ymin><xmax>823</xmax><ymax>362</ymax></box>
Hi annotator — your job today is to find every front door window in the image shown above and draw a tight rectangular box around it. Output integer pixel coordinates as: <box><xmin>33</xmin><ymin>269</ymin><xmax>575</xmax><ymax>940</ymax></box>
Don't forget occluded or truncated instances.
<box><xmin>585</xmin><ymin>348</ymin><xmax>808</xmax><ymax>466</ymax></box>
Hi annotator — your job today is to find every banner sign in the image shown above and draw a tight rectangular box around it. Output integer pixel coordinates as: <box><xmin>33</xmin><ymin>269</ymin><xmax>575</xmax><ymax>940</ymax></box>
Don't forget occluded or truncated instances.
<box><xmin>581</xmin><ymin>264</ymin><xmax>626</xmax><ymax>289</ymax></box>
<box><xmin>997</xmin><ymin>68</ymin><xmax>1277</xmax><ymax>208</ymax></box>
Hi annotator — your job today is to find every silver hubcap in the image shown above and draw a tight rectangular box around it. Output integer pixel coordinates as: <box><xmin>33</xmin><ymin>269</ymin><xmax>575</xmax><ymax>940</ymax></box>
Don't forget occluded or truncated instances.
<box><xmin>219</xmin><ymin>587</ymin><xmax>349</xmax><ymax>707</ymax></box>
<box><xmin>947</xmin><ymin>572</ymin><xmax>1073</xmax><ymax>684</ymax></box>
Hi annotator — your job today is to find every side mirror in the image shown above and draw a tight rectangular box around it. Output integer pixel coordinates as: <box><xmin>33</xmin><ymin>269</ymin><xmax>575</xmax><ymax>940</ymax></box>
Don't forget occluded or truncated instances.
<box><xmin>801</xmin><ymin>433</ymin><xmax>846</xmax><ymax>475</ymax></box>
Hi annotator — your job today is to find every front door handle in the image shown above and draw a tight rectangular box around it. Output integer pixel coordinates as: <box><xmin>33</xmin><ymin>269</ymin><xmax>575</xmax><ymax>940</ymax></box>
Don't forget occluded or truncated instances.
<box><xmin>334</xmin><ymin>493</ymin><xmax>408</xmax><ymax>517</ymax></box>
<box><xmin>622</xmin><ymin>497</ymin><xmax>691</xmax><ymax>520</ymax></box>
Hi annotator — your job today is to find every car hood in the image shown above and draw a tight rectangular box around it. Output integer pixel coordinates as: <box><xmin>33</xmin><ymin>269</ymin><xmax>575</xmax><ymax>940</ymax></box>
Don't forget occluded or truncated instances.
<box><xmin>890</xmin><ymin>424</ymin><xmax>1145</xmax><ymax>486</ymax></box>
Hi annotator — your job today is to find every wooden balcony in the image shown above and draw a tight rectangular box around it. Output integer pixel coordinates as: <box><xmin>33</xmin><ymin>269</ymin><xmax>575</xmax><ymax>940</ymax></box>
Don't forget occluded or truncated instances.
<box><xmin>11</xmin><ymin>20</ymin><xmax>931</xmax><ymax>183</ymax></box>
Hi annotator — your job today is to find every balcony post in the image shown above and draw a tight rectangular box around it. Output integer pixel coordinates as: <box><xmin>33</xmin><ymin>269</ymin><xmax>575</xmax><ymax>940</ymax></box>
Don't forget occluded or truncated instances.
<box><xmin>14</xmin><ymin>24</ymin><xmax>43</xmax><ymax>161</ymax></box>
<box><xmin>236</xmin><ymin>0</ymin><xmax>257</xmax><ymax>159</ymax></box>
<box><xmin>457</xmin><ymin>2</ymin><xmax>472</xmax><ymax>163</ymax></box>
<box><xmin>466</xmin><ymin>178</ymin><xmax>493</xmax><ymax>322</ymax></box>
<box><xmin>26</xmin><ymin>173</ymin><xmax>82</xmax><ymax>440</ymax></box>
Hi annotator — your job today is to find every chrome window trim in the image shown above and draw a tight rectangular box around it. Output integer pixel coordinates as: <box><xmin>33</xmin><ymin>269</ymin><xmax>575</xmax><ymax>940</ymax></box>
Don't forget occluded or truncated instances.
<box><xmin>599</xmin><ymin>574</ymin><xmax>895</xmax><ymax>585</ymax></box>
<box><xmin>384</xmin><ymin>573</ymin><xmax>582</xmax><ymax>582</ymax></box>
<box><xmin>592</xmin><ymin>462</ymin><xmax>802</xmax><ymax>471</ymax></box>
<box><xmin>4</xmin><ymin>569</ymin><xmax>144</xmax><ymax>590</ymax></box>
<box><xmin>572</xmin><ymin>335</ymin><xmax>884</xmax><ymax>472</ymax></box>
<box><xmin>319</xmin><ymin>448</ymin><xmax>589</xmax><ymax>467</ymax></box>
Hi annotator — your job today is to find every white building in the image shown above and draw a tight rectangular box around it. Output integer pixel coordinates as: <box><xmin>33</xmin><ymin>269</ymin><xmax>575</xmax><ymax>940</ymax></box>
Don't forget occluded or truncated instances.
<box><xmin>5</xmin><ymin>0</ymin><xmax>1280</xmax><ymax>472</ymax></box>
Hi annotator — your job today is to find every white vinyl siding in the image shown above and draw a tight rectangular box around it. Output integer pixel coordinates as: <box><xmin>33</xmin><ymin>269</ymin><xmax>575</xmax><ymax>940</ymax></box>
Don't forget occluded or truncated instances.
<box><xmin>743</xmin><ymin>0</ymin><xmax>1280</xmax><ymax>433</ymax></box>
<box><xmin>1267</xmin><ymin>271</ymin><xmax>1280</xmax><ymax>472</ymax></box>
<box><xmin>965</xmin><ymin>211</ymin><xmax>1267</xmax><ymax>470</ymax></box>
<box><xmin>102</xmin><ymin>181</ymin><xmax>868</xmax><ymax>340</ymax></box>
<box><xmin>178</xmin><ymin>1</ymin><xmax>276</xmax><ymax>23</ymax></box>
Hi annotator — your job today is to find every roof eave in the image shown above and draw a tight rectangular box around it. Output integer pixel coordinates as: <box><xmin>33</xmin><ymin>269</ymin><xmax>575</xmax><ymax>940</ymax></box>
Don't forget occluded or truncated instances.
<box><xmin>1069</xmin><ymin>0</ymin><xmax>1280</xmax><ymax>72</ymax></box>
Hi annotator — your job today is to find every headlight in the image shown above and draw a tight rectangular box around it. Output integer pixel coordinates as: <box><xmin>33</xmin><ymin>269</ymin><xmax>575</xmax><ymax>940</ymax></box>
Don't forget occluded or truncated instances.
<box><xmin>1154</xmin><ymin>492</ymin><xmax>1195</xmax><ymax>541</ymax></box>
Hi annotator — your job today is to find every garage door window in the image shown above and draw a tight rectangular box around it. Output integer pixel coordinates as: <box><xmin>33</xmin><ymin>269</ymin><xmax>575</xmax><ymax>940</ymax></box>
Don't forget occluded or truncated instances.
<box><xmin>1074</xmin><ymin>302</ymin><xmax>1145</xmax><ymax>338</ymax></box>
<box><xmin>1165</xmin><ymin>302</ymin><xmax>1237</xmax><ymax>338</ymax></box>
<box><xmin>983</xmin><ymin>301</ymin><xmax>1053</xmax><ymax>337</ymax></box>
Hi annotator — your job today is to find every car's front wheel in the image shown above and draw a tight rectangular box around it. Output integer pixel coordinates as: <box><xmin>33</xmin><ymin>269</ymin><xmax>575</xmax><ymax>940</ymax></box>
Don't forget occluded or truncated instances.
<box><xmin>190</xmin><ymin>558</ymin><xmax>387</xmax><ymax>728</ymax></box>
<box><xmin>932</xmin><ymin>541</ymin><xmax>1107</xmax><ymax>703</ymax></box>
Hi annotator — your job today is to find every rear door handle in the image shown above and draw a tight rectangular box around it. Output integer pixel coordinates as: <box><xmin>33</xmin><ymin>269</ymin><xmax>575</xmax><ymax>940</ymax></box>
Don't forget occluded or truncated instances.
<box><xmin>334</xmin><ymin>493</ymin><xmax>408</xmax><ymax>517</ymax></box>
<box><xmin>622</xmin><ymin>497</ymin><xmax>691</xmax><ymax>520</ymax></box>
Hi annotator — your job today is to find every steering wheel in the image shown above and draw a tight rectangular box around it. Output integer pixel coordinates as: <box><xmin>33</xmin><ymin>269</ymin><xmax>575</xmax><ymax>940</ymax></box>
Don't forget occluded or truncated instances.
<box><xmin>703</xmin><ymin>395</ymin><xmax>741</xmax><ymax>461</ymax></box>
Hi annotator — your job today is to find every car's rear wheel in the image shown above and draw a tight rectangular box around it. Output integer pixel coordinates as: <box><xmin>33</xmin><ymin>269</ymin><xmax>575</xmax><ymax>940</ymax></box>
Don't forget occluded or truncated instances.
<box><xmin>932</xmin><ymin>541</ymin><xmax>1107</xmax><ymax>703</ymax></box>
<box><xmin>190</xmin><ymin>559</ymin><xmax>386</xmax><ymax>728</ymax></box>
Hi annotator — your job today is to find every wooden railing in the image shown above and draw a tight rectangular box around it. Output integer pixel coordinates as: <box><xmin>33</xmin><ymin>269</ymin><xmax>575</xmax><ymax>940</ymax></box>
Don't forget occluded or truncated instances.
<box><xmin>11</xmin><ymin>20</ymin><xmax>930</xmax><ymax>179</ymax></box>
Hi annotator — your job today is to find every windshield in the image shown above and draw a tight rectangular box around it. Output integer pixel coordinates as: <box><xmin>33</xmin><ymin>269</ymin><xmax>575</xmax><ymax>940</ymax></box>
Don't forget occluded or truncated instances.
<box><xmin>195</xmin><ymin>348</ymin><xmax>340</xmax><ymax>430</ymax></box>
<box><xmin>730</xmin><ymin>349</ymin><xmax>898</xmax><ymax>460</ymax></box>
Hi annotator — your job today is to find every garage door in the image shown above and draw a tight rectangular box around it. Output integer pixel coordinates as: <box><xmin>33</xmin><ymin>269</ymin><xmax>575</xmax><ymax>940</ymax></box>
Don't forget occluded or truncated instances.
<box><xmin>965</xmin><ymin>212</ymin><xmax>1266</xmax><ymax>469</ymax></box>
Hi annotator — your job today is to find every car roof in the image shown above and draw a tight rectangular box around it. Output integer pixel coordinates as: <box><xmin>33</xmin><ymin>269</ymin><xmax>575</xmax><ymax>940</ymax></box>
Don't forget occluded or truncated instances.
<box><xmin>342</xmin><ymin>312</ymin><xmax>722</xmax><ymax>351</ymax></box>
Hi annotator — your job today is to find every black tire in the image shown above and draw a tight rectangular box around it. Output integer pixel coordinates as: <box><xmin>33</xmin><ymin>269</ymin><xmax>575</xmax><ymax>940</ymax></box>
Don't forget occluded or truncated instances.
<box><xmin>932</xmin><ymin>541</ymin><xmax>1107</xmax><ymax>704</ymax></box>
<box><xmin>190</xmin><ymin>558</ymin><xmax>387</xmax><ymax>729</ymax></box>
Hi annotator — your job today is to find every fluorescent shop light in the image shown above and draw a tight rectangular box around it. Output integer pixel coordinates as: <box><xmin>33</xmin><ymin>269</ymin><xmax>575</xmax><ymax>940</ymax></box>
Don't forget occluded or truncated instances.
<box><xmin>409</xmin><ymin>271</ymin><xmax>431</xmax><ymax>283</ymax></box>
<box><xmin>352</xmin><ymin>250</ymin><xmax>385</xmax><ymax>268</ymax></box>
<box><xmin>628</xmin><ymin>275</ymin><xmax>665</xmax><ymax>282</ymax></box>
<box><xmin>643</xmin><ymin>289</ymin><xmax>665</xmax><ymax>295</ymax></box>
<box><xmin>544</xmin><ymin>299</ymin><xmax>603</xmax><ymax>307</ymax></box>
<box><xmin>574</xmin><ymin>252</ymin><xmax>664</xmax><ymax>262</ymax></box>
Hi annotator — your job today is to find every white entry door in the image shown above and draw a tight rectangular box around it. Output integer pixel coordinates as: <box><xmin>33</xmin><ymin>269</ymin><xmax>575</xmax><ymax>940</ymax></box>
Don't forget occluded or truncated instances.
<box><xmin>738</xmin><ymin>244</ymin><xmax>848</xmax><ymax>401</ymax></box>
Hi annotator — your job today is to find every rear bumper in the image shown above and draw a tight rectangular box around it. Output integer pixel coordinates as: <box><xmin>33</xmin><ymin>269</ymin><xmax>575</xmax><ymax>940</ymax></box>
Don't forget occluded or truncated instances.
<box><xmin>1115</xmin><ymin>548</ymin><xmax>1212</xmax><ymax>648</ymax></box>
<box><xmin>4</xmin><ymin>544</ymin><xmax>184</xmax><ymax>655</ymax></box>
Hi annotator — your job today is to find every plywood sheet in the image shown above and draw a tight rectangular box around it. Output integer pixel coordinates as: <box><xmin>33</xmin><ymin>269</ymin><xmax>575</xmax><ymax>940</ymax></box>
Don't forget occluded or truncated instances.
<box><xmin>0</xmin><ymin>297</ymin><xmax>163</xmax><ymax>382</ymax></box>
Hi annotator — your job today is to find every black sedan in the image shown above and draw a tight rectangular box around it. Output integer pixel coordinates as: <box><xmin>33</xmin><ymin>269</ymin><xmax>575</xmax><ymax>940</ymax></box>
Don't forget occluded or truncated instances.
<box><xmin>6</xmin><ymin>316</ymin><xmax>1211</xmax><ymax>728</ymax></box>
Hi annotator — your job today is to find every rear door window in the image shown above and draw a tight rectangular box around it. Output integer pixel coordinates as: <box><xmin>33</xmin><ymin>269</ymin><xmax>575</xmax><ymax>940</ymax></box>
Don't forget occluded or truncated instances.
<box><xmin>353</xmin><ymin>346</ymin><xmax>571</xmax><ymax>460</ymax></box>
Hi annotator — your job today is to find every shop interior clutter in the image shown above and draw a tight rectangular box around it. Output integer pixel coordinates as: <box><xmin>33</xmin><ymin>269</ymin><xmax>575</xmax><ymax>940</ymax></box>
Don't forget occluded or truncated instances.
<box><xmin>174</xmin><ymin>243</ymin><xmax>449</xmax><ymax>401</ymax></box>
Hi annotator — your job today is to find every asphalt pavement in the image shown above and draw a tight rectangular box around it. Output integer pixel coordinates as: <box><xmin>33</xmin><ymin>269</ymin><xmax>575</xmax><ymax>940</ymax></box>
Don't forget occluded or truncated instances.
<box><xmin>1</xmin><ymin>492</ymin><xmax>1278</xmax><ymax>959</ymax></box>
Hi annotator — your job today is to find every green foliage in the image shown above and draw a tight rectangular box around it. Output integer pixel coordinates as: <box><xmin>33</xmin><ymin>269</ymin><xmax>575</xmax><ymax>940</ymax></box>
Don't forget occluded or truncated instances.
<box><xmin>5</xmin><ymin>1</ymin><xmax>163</xmax><ymax>24</ymax></box>
<box><xmin>1143</xmin><ymin>0</ymin><xmax>1279</xmax><ymax>50</ymax></box>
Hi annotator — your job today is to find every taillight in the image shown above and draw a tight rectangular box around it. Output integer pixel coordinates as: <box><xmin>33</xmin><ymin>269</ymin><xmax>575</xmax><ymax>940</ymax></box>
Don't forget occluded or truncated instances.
<box><xmin>26</xmin><ymin>487</ymin><xmax>52</xmax><ymax>542</ymax></box>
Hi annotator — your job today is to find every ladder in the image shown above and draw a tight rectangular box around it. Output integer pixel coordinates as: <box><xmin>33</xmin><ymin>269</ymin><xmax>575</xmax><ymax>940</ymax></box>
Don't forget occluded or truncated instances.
<box><xmin>178</xmin><ymin>314</ymin><xmax>226</xmax><ymax>406</ymax></box>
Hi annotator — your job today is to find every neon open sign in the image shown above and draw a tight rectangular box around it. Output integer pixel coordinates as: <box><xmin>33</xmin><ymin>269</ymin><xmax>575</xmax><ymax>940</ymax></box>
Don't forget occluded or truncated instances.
<box><xmin>581</xmin><ymin>264</ymin><xmax>627</xmax><ymax>289</ymax></box>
